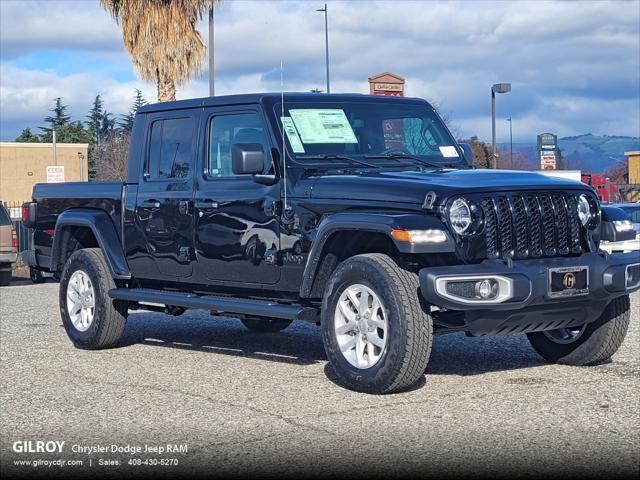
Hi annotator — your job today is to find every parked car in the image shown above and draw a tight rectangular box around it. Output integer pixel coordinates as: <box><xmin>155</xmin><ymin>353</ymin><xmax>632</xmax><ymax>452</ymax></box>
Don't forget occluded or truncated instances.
<box><xmin>22</xmin><ymin>93</ymin><xmax>640</xmax><ymax>393</ymax></box>
<box><xmin>0</xmin><ymin>203</ymin><xmax>18</xmax><ymax>286</ymax></box>
<box><xmin>599</xmin><ymin>203</ymin><xmax>640</xmax><ymax>254</ymax></box>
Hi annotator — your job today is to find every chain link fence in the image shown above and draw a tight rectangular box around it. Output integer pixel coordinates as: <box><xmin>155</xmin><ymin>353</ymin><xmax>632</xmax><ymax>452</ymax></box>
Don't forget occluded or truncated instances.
<box><xmin>1</xmin><ymin>201</ymin><xmax>33</xmax><ymax>255</ymax></box>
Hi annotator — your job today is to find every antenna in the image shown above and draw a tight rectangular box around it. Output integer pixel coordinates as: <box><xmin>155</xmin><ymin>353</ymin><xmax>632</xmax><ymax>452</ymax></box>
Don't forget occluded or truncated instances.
<box><xmin>281</xmin><ymin>60</ymin><xmax>289</xmax><ymax>211</ymax></box>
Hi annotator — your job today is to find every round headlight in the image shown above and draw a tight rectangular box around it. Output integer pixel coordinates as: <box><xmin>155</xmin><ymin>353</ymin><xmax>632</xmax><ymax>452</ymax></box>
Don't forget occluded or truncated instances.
<box><xmin>577</xmin><ymin>194</ymin><xmax>592</xmax><ymax>226</ymax></box>
<box><xmin>449</xmin><ymin>198</ymin><xmax>473</xmax><ymax>235</ymax></box>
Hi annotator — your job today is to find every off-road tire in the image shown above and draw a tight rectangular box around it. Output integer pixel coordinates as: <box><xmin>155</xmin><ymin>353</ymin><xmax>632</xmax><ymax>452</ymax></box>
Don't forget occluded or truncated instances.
<box><xmin>30</xmin><ymin>267</ymin><xmax>45</xmax><ymax>284</ymax></box>
<box><xmin>527</xmin><ymin>295</ymin><xmax>631</xmax><ymax>365</ymax></box>
<box><xmin>0</xmin><ymin>267</ymin><xmax>11</xmax><ymax>286</ymax></box>
<box><xmin>241</xmin><ymin>317</ymin><xmax>292</xmax><ymax>333</ymax></box>
<box><xmin>321</xmin><ymin>253</ymin><xmax>433</xmax><ymax>394</ymax></box>
<box><xmin>60</xmin><ymin>248</ymin><xmax>128</xmax><ymax>349</ymax></box>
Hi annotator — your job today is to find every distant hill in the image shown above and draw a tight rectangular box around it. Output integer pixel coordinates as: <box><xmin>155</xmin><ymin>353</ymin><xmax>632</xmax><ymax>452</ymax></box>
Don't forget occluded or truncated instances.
<box><xmin>498</xmin><ymin>134</ymin><xmax>639</xmax><ymax>173</ymax></box>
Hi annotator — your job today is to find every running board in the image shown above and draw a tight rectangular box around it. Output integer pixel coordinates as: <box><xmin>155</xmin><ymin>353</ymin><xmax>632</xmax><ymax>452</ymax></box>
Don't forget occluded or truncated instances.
<box><xmin>108</xmin><ymin>288</ymin><xmax>318</xmax><ymax>322</ymax></box>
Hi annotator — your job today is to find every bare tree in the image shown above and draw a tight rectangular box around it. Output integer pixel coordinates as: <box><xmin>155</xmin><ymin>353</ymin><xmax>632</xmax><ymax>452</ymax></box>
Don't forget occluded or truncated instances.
<box><xmin>95</xmin><ymin>132</ymin><xmax>130</xmax><ymax>181</ymax></box>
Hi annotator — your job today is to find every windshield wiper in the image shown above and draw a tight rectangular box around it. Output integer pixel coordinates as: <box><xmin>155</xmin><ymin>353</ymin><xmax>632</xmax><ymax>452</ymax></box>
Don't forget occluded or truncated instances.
<box><xmin>364</xmin><ymin>153</ymin><xmax>449</xmax><ymax>169</ymax></box>
<box><xmin>296</xmin><ymin>154</ymin><xmax>379</xmax><ymax>169</ymax></box>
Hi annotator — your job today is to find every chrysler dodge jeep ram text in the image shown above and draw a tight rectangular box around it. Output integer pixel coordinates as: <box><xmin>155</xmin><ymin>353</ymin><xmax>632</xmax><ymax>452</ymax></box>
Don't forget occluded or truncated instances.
<box><xmin>23</xmin><ymin>93</ymin><xmax>640</xmax><ymax>393</ymax></box>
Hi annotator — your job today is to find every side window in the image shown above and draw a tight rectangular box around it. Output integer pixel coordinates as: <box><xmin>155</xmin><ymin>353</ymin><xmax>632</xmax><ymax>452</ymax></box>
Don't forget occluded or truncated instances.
<box><xmin>146</xmin><ymin>116</ymin><xmax>194</xmax><ymax>180</ymax></box>
<box><xmin>207</xmin><ymin>113</ymin><xmax>269</xmax><ymax>178</ymax></box>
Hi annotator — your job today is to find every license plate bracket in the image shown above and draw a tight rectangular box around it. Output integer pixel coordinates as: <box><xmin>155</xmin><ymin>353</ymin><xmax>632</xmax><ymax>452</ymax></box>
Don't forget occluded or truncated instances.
<box><xmin>548</xmin><ymin>266</ymin><xmax>589</xmax><ymax>298</ymax></box>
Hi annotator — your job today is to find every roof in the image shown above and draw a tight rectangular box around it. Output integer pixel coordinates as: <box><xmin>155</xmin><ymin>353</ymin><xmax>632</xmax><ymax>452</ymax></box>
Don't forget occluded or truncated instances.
<box><xmin>368</xmin><ymin>72</ymin><xmax>405</xmax><ymax>83</ymax></box>
<box><xmin>0</xmin><ymin>142</ymin><xmax>89</xmax><ymax>148</ymax></box>
<box><xmin>137</xmin><ymin>92</ymin><xmax>430</xmax><ymax>114</ymax></box>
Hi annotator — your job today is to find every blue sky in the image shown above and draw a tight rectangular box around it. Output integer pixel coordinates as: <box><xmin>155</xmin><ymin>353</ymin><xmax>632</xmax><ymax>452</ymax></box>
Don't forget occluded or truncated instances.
<box><xmin>1</xmin><ymin>0</ymin><xmax>639</xmax><ymax>142</ymax></box>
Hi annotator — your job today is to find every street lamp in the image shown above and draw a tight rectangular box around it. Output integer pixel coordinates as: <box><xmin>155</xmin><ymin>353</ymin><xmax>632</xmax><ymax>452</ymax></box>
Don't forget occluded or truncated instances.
<box><xmin>491</xmin><ymin>83</ymin><xmax>511</xmax><ymax>168</ymax></box>
<box><xmin>316</xmin><ymin>4</ymin><xmax>330</xmax><ymax>94</ymax></box>
<box><xmin>208</xmin><ymin>4</ymin><xmax>215</xmax><ymax>96</ymax></box>
<box><xmin>78</xmin><ymin>152</ymin><xmax>85</xmax><ymax>181</ymax></box>
<box><xmin>506</xmin><ymin>117</ymin><xmax>513</xmax><ymax>169</ymax></box>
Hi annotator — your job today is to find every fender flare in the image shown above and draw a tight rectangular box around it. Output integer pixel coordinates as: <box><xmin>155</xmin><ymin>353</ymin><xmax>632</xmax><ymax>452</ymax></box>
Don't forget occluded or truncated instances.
<box><xmin>299</xmin><ymin>212</ymin><xmax>454</xmax><ymax>298</ymax></box>
<box><xmin>51</xmin><ymin>209</ymin><xmax>131</xmax><ymax>280</ymax></box>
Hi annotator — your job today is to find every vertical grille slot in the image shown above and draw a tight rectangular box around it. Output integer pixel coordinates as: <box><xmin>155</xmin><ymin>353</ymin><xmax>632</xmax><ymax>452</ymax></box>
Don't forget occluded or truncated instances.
<box><xmin>539</xmin><ymin>195</ymin><xmax>556</xmax><ymax>255</ymax></box>
<box><xmin>525</xmin><ymin>195</ymin><xmax>542</xmax><ymax>257</ymax></box>
<box><xmin>495</xmin><ymin>196</ymin><xmax>513</xmax><ymax>255</ymax></box>
<box><xmin>552</xmin><ymin>195</ymin><xmax>569</xmax><ymax>254</ymax></box>
<box><xmin>512</xmin><ymin>195</ymin><xmax>528</xmax><ymax>258</ymax></box>
<box><xmin>565</xmin><ymin>194</ymin><xmax>582</xmax><ymax>253</ymax></box>
<box><xmin>481</xmin><ymin>198</ymin><xmax>498</xmax><ymax>258</ymax></box>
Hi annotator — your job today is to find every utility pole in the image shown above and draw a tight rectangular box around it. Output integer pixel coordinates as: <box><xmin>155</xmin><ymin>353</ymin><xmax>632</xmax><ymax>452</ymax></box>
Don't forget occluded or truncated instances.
<box><xmin>208</xmin><ymin>3</ymin><xmax>215</xmax><ymax>97</ymax></box>
<box><xmin>52</xmin><ymin>129</ymin><xmax>57</xmax><ymax>166</ymax></box>
<box><xmin>507</xmin><ymin>117</ymin><xmax>513</xmax><ymax>168</ymax></box>
<box><xmin>316</xmin><ymin>4</ymin><xmax>330</xmax><ymax>93</ymax></box>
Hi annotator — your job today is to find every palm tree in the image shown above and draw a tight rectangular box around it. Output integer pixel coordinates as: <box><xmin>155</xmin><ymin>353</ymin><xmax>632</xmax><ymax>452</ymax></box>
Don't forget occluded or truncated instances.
<box><xmin>100</xmin><ymin>0</ymin><xmax>219</xmax><ymax>102</ymax></box>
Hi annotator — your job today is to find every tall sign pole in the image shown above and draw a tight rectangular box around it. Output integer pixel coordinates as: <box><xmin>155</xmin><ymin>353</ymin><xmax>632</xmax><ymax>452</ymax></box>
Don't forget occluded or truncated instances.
<box><xmin>316</xmin><ymin>4</ymin><xmax>330</xmax><ymax>93</ymax></box>
<box><xmin>208</xmin><ymin>4</ymin><xmax>215</xmax><ymax>97</ymax></box>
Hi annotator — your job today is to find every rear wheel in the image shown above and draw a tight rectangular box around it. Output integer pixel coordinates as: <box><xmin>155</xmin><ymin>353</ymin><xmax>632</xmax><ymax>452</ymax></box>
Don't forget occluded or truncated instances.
<box><xmin>527</xmin><ymin>295</ymin><xmax>630</xmax><ymax>365</ymax></box>
<box><xmin>321</xmin><ymin>253</ymin><xmax>432</xmax><ymax>394</ymax></box>
<box><xmin>60</xmin><ymin>248</ymin><xmax>128</xmax><ymax>349</ymax></box>
<box><xmin>241</xmin><ymin>317</ymin><xmax>292</xmax><ymax>333</ymax></box>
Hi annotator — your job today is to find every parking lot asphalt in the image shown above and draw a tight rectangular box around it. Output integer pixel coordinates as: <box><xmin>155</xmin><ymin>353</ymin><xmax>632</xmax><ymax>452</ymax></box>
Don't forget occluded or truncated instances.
<box><xmin>1</xmin><ymin>280</ymin><xmax>638</xmax><ymax>478</ymax></box>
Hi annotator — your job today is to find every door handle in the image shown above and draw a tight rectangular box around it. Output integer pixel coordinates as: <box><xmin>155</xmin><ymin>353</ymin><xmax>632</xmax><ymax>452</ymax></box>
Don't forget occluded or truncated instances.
<box><xmin>139</xmin><ymin>199</ymin><xmax>161</xmax><ymax>209</ymax></box>
<box><xmin>195</xmin><ymin>200</ymin><xmax>219</xmax><ymax>210</ymax></box>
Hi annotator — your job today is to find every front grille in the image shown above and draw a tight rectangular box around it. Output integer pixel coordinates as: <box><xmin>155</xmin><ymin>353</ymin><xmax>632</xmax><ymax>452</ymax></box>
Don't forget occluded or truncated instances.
<box><xmin>481</xmin><ymin>193</ymin><xmax>583</xmax><ymax>259</ymax></box>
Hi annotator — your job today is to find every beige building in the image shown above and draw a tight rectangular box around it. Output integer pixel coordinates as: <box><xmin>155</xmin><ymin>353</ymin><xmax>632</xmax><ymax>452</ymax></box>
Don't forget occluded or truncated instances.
<box><xmin>0</xmin><ymin>142</ymin><xmax>89</xmax><ymax>205</ymax></box>
<box><xmin>625</xmin><ymin>150</ymin><xmax>640</xmax><ymax>185</ymax></box>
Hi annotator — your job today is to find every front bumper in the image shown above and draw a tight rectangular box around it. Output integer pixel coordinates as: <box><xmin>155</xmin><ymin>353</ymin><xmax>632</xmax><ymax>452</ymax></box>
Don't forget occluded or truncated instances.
<box><xmin>419</xmin><ymin>252</ymin><xmax>640</xmax><ymax>336</ymax></box>
<box><xmin>0</xmin><ymin>252</ymin><xmax>18</xmax><ymax>264</ymax></box>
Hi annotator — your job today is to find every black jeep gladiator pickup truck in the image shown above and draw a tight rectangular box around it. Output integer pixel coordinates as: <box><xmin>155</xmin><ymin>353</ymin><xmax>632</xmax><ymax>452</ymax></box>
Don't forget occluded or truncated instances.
<box><xmin>23</xmin><ymin>93</ymin><xmax>640</xmax><ymax>393</ymax></box>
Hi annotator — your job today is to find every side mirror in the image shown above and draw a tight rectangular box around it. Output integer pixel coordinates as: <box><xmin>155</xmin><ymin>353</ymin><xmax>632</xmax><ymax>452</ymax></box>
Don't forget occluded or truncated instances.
<box><xmin>458</xmin><ymin>143</ymin><xmax>474</xmax><ymax>165</ymax></box>
<box><xmin>232</xmin><ymin>143</ymin><xmax>264</xmax><ymax>175</ymax></box>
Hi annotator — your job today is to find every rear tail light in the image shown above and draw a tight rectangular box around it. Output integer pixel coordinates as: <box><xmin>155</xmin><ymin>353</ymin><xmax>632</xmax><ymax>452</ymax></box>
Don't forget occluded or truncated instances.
<box><xmin>11</xmin><ymin>229</ymin><xmax>17</xmax><ymax>248</ymax></box>
<box><xmin>21</xmin><ymin>202</ymin><xmax>36</xmax><ymax>228</ymax></box>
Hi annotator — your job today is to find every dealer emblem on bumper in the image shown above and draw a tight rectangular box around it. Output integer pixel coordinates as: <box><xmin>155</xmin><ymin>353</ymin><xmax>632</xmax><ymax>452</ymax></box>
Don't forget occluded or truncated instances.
<box><xmin>563</xmin><ymin>272</ymin><xmax>576</xmax><ymax>289</ymax></box>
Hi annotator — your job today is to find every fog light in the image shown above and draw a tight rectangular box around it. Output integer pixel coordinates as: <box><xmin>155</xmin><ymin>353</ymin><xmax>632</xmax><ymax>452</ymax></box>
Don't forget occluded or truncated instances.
<box><xmin>476</xmin><ymin>279</ymin><xmax>499</xmax><ymax>299</ymax></box>
<box><xmin>626</xmin><ymin>264</ymin><xmax>640</xmax><ymax>289</ymax></box>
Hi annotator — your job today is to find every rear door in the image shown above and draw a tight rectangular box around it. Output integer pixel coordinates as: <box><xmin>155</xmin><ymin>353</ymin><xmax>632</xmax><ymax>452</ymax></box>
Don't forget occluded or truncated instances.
<box><xmin>193</xmin><ymin>106</ymin><xmax>281</xmax><ymax>285</ymax></box>
<box><xmin>134</xmin><ymin>110</ymin><xmax>199</xmax><ymax>279</ymax></box>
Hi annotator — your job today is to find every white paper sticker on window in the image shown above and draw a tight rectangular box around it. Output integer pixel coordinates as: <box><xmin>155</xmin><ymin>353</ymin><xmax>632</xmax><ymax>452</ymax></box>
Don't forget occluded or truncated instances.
<box><xmin>289</xmin><ymin>109</ymin><xmax>358</xmax><ymax>144</ymax></box>
<box><xmin>281</xmin><ymin>117</ymin><xmax>305</xmax><ymax>153</ymax></box>
<box><xmin>439</xmin><ymin>146</ymin><xmax>459</xmax><ymax>158</ymax></box>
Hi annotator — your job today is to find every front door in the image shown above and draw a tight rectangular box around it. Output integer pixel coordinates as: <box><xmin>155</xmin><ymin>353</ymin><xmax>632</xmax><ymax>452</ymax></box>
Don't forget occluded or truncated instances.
<box><xmin>194</xmin><ymin>108</ymin><xmax>281</xmax><ymax>285</ymax></box>
<box><xmin>134</xmin><ymin>111</ymin><xmax>198</xmax><ymax>279</ymax></box>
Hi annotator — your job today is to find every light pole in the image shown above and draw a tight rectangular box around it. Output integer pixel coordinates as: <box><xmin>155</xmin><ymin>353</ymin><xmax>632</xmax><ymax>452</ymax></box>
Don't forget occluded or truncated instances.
<box><xmin>506</xmin><ymin>117</ymin><xmax>513</xmax><ymax>168</ymax></box>
<box><xmin>491</xmin><ymin>83</ymin><xmax>511</xmax><ymax>168</ymax></box>
<box><xmin>78</xmin><ymin>152</ymin><xmax>85</xmax><ymax>181</ymax></box>
<box><xmin>208</xmin><ymin>3</ymin><xmax>215</xmax><ymax>97</ymax></box>
<box><xmin>316</xmin><ymin>4</ymin><xmax>330</xmax><ymax>94</ymax></box>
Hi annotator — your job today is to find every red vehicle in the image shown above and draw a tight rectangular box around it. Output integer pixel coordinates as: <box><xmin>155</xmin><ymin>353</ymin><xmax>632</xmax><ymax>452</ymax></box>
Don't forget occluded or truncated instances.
<box><xmin>581</xmin><ymin>174</ymin><xmax>621</xmax><ymax>203</ymax></box>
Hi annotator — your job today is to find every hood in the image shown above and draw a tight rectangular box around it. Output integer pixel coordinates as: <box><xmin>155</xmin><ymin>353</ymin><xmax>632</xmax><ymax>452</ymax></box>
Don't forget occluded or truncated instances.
<box><xmin>308</xmin><ymin>169</ymin><xmax>593</xmax><ymax>205</ymax></box>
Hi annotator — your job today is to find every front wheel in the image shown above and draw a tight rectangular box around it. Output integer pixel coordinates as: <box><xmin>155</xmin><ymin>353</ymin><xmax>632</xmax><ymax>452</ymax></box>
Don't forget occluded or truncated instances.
<box><xmin>59</xmin><ymin>248</ymin><xmax>128</xmax><ymax>349</ymax></box>
<box><xmin>0</xmin><ymin>266</ymin><xmax>11</xmax><ymax>286</ymax></box>
<box><xmin>321</xmin><ymin>254</ymin><xmax>433</xmax><ymax>394</ymax></box>
<box><xmin>527</xmin><ymin>295</ymin><xmax>630</xmax><ymax>365</ymax></box>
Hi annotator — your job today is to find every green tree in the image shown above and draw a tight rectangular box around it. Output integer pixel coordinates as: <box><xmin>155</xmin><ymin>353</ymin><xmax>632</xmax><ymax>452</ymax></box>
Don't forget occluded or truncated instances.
<box><xmin>15</xmin><ymin>128</ymin><xmax>40</xmax><ymax>143</ymax></box>
<box><xmin>100</xmin><ymin>0</ymin><xmax>218</xmax><ymax>102</ymax></box>
<box><xmin>458</xmin><ymin>136</ymin><xmax>492</xmax><ymax>169</ymax></box>
<box><xmin>40</xmin><ymin>121</ymin><xmax>92</xmax><ymax>144</ymax></box>
<box><xmin>555</xmin><ymin>147</ymin><xmax>565</xmax><ymax>170</ymax></box>
<box><xmin>87</xmin><ymin>95</ymin><xmax>105</xmax><ymax>146</ymax></box>
<box><xmin>119</xmin><ymin>89</ymin><xmax>147</xmax><ymax>133</ymax></box>
<box><xmin>40</xmin><ymin>97</ymin><xmax>71</xmax><ymax>134</ymax></box>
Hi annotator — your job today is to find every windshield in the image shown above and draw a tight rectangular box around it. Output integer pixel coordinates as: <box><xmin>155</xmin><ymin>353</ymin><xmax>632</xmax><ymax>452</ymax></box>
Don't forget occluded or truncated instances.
<box><xmin>275</xmin><ymin>101</ymin><xmax>463</xmax><ymax>167</ymax></box>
